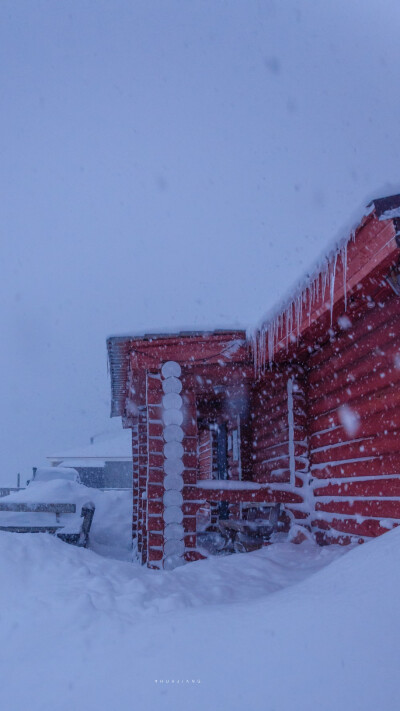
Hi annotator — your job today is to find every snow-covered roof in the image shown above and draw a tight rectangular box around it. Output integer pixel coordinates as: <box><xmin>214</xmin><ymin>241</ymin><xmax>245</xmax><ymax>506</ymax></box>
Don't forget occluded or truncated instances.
<box><xmin>249</xmin><ymin>192</ymin><xmax>400</xmax><ymax>371</ymax></box>
<box><xmin>47</xmin><ymin>431</ymin><xmax>132</xmax><ymax>463</ymax></box>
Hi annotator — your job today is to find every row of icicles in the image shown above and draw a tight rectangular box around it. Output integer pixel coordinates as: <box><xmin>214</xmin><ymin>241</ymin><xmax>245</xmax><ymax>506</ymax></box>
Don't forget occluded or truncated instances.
<box><xmin>249</xmin><ymin>236</ymin><xmax>353</xmax><ymax>375</ymax></box>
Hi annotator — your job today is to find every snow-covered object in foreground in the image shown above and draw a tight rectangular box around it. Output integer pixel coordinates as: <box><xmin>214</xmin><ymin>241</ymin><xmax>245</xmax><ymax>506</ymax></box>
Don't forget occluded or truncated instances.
<box><xmin>0</xmin><ymin>479</ymin><xmax>95</xmax><ymax>546</ymax></box>
<box><xmin>0</xmin><ymin>482</ymin><xmax>132</xmax><ymax>556</ymax></box>
<box><xmin>0</xmin><ymin>526</ymin><xmax>399</xmax><ymax>711</ymax></box>
<box><xmin>86</xmin><ymin>488</ymin><xmax>133</xmax><ymax>559</ymax></box>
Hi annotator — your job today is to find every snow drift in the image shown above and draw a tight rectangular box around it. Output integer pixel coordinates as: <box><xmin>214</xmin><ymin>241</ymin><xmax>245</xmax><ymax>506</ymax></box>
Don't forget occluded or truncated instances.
<box><xmin>0</xmin><ymin>521</ymin><xmax>399</xmax><ymax>711</ymax></box>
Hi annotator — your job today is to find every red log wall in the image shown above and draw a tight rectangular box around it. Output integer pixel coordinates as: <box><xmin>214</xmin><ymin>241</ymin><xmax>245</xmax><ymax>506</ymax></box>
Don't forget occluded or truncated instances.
<box><xmin>308</xmin><ymin>289</ymin><xmax>400</xmax><ymax>543</ymax></box>
<box><xmin>250</xmin><ymin>366</ymin><xmax>312</xmax><ymax>523</ymax></box>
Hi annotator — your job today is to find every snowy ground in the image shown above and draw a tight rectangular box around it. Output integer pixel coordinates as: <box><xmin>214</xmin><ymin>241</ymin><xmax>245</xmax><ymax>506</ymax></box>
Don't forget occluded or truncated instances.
<box><xmin>0</xmin><ymin>489</ymin><xmax>399</xmax><ymax>711</ymax></box>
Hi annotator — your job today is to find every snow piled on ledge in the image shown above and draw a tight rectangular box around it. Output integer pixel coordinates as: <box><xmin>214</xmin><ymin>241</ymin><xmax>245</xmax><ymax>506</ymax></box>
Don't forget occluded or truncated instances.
<box><xmin>0</xmin><ymin>524</ymin><xmax>400</xmax><ymax>710</ymax></box>
<box><xmin>195</xmin><ymin>479</ymin><xmax>270</xmax><ymax>490</ymax></box>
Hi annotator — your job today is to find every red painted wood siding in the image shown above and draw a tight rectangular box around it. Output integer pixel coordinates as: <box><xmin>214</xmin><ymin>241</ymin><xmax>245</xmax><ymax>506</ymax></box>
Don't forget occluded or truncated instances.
<box><xmin>251</xmin><ymin>370</ymin><xmax>291</xmax><ymax>484</ymax></box>
<box><xmin>308</xmin><ymin>288</ymin><xmax>400</xmax><ymax>542</ymax></box>
<box><xmin>250</xmin><ymin>367</ymin><xmax>311</xmax><ymax>521</ymax></box>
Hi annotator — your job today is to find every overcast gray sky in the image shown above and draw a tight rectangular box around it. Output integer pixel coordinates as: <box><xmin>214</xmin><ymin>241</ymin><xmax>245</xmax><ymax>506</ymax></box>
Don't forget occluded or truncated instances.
<box><xmin>1</xmin><ymin>0</ymin><xmax>400</xmax><ymax>484</ymax></box>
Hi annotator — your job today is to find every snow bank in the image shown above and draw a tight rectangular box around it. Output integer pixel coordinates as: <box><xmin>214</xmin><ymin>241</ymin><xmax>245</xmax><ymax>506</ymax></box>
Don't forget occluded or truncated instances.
<box><xmin>0</xmin><ymin>524</ymin><xmax>399</xmax><ymax>710</ymax></box>
<box><xmin>88</xmin><ymin>489</ymin><xmax>133</xmax><ymax>560</ymax></box>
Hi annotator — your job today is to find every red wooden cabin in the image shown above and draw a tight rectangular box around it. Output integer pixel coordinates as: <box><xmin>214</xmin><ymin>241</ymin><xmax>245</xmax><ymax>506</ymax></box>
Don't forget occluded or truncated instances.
<box><xmin>108</xmin><ymin>193</ymin><xmax>400</xmax><ymax>568</ymax></box>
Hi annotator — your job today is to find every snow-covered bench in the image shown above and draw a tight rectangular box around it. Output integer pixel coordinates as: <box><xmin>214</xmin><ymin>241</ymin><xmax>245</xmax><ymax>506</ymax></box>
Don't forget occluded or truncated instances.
<box><xmin>0</xmin><ymin>501</ymin><xmax>95</xmax><ymax>547</ymax></box>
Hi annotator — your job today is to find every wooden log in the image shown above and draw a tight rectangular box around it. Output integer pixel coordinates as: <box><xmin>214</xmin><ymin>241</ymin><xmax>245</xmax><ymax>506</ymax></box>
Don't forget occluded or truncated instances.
<box><xmin>251</xmin><ymin>387</ymin><xmax>288</xmax><ymax>413</ymax></box>
<box><xmin>253</xmin><ymin>412</ymin><xmax>308</xmax><ymax>440</ymax></box>
<box><xmin>311</xmin><ymin>453</ymin><xmax>400</xmax><ymax>479</ymax></box>
<box><xmin>161</xmin><ymin>361</ymin><xmax>182</xmax><ymax>378</ymax></box>
<box><xmin>311</xmin><ymin>516</ymin><xmax>395</xmax><ymax>538</ymax></box>
<box><xmin>310</xmin><ymin>363</ymin><xmax>400</xmax><ymax>418</ymax></box>
<box><xmin>253</xmin><ymin>423</ymin><xmax>306</xmax><ymax>452</ymax></box>
<box><xmin>183</xmin><ymin>485</ymin><xmax>304</xmax><ymax>505</ymax></box>
<box><xmin>164</xmin><ymin>441</ymin><xmax>184</xmax><ymax>459</ymax></box>
<box><xmin>308</xmin><ymin>339</ymin><xmax>400</xmax><ymax>403</ymax></box>
<box><xmin>311</xmin><ymin>433</ymin><xmax>400</xmax><ymax>465</ymax></box>
<box><xmin>164</xmin><ymin>538</ymin><xmax>185</xmax><ymax>556</ymax></box>
<box><xmin>309</xmin><ymin>295</ymin><xmax>400</xmax><ymax>371</ymax></box>
<box><xmin>164</xmin><ymin>474</ymin><xmax>184</xmax><ymax>491</ymax></box>
<box><xmin>315</xmin><ymin>498</ymin><xmax>400</xmax><ymax>519</ymax></box>
<box><xmin>308</xmin><ymin>310</ymin><xmax>400</xmax><ymax>387</ymax></box>
<box><xmin>310</xmin><ymin>408</ymin><xmax>400</xmax><ymax>449</ymax></box>
<box><xmin>252</xmin><ymin>468</ymin><xmax>291</xmax><ymax>484</ymax></box>
<box><xmin>313</xmin><ymin>477</ymin><xmax>400</xmax><ymax>497</ymax></box>
<box><xmin>253</xmin><ymin>441</ymin><xmax>307</xmax><ymax>461</ymax></box>
<box><xmin>163</xmin><ymin>490</ymin><xmax>183</xmax><ymax>507</ymax></box>
<box><xmin>163</xmin><ymin>424</ymin><xmax>184</xmax><ymax>442</ymax></box>
<box><xmin>308</xmin><ymin>385</ymin><xmax>400</xmax><ymax>434</ymax></box>
<box><xmin>163</xmin><ymin>458</ymin><xmax>184</xmax><ymax>475</ymax></box>
<box><xmin>164</xmin><ymin>522</ymin><xmax>184</xmax><ymax>540</ymax></box>
<box><xmin>162</xmin><ymin>377</ymin><xmax>182</xmax><ymax>395</ymax></box>
<box><xmin>162</xmin><ymin>409</ymin><xmax>184</xmax><ymax>426</ymax></box>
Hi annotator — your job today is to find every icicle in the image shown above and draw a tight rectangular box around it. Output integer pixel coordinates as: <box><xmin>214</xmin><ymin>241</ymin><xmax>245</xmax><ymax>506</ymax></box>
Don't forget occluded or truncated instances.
<box><xmin>298</xmin><ymin>294</ymin><xmax>302</xmax><ymax>339</ymax></box>
<box><xmin>261</xmin><ymin>325</ymin><xmax>266</xmax><ymax>373</ymax></box>
<box><xmin>322</xmin><ymin>259</ymin><xmax>329</xmax><ymax>301</ymax></box>
<box><xmin>273</xmin><ymin>317</ymin><xmax>278</xmax><ymax>364</ymax></box>
<box><xmin>291</xmin><ymin>303</ymin><xmax>294</xmax><ymax>339</ymax></box>
<box><xmin>299</xmin><ymin>293</ymin><xmax>303</xmax><ymax>336</ymax></box>
<box><xmin>267</xmin><ymin>325</ymin><xmax>272</xmax><ymax>367</ymax></box>
<box><xmin>285</xmin><ymin>305</ymin><xmax>289</xmax><ymax>352</ymax></box>
<box><xmin>268</xmin><ymin>320</ymin><xmax>275</xmax><ymax>367</ymax></box>
<box><xmin>286</xmin><ymin>303</ymin><xmax>293</xmax><ymax>349</ymax></box>
<box><xmin>307</xmin><ymin>284</ymin><xmax>312</xmax><ymax>325</ymax></box>
<box><xmin>253</xmin><ymin>329</ymin><xmax>260</xmax><ymax>377</ymax></box>
<box><xmin>251</xmin><ymin>330</ymin><xmax>257</xmax><ymax>377</ymax></box>
<box><xmin>330</xmin><ymin>253</ymin><xmax>338</xmax><ymax>325</ymax></box>
<box><xmin>341</xmin><ymin>241</ymin><xmax>348</xmax><ymax>311</ymax></box>
<box><xmin>311</xmin><ymin>277</ymin><xmax>316</xmax><ymax>307</ymax></box>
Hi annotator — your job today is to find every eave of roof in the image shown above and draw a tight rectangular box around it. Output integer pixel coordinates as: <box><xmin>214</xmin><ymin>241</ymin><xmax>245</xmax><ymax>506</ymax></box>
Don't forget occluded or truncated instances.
<box><xmin>250</xmin><ymin>193</ymin><xmax>400</xmax><ymax>371</ymax></box>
